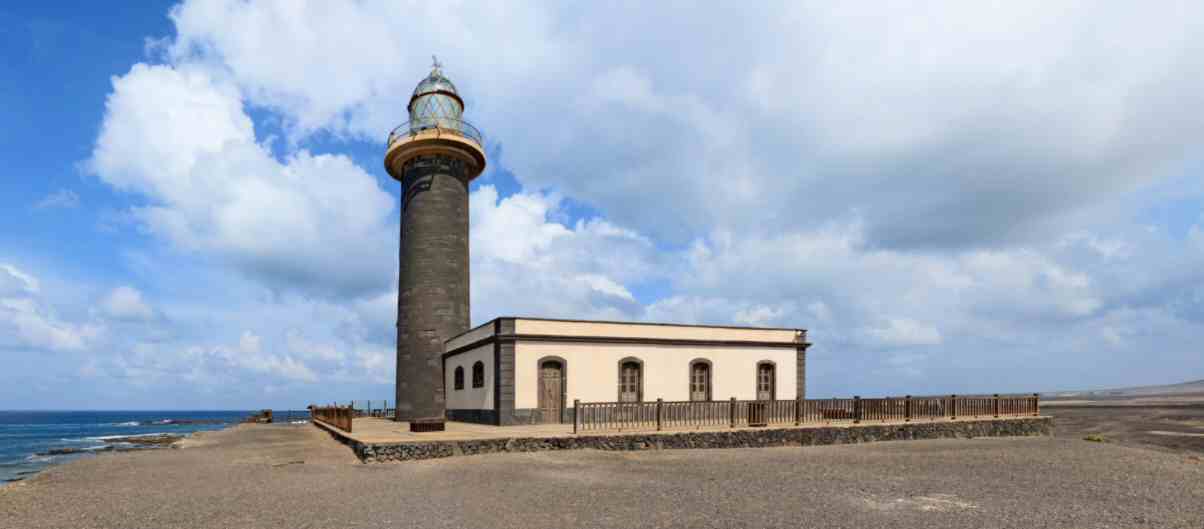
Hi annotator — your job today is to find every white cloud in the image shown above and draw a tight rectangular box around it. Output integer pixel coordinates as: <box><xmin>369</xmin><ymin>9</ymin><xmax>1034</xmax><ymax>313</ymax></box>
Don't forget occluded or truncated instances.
<box><xmin>734</xmin><ymin>305</ymin><xmax>788</xmax><ymax>327</ymax></box>
<box><xmin>0</xmin><ymin>264</ymin><xmax>101</xmax><ymax>353</ymax></box>
<box><xmin>285</xmin><ymin>329</ymin><xmax>344</xmax><ymax>361</ymax></box>
<box><xmin>34</xmin><ymin>189</ymin><xmax>81</xmax><ymax>209</ymax></box>
<box><xmin>469</xmin><ymin>185</ymin><xmax>656</xmax><ymax>323</ymax></box>
<box><xmin>89</xmin><ymin>63</ymin><xmax>396</xmax><ymax>298</ymax></box>
<box><xmin>102</xmin><ymin>286</ymin><xmax>156</xmax><ymax>321</ymax></box>
<box><xmin>0</xmin><ymin>264</ymin><xmax>39</xmax><ymax>296</ymax></box>
<box><xmin>34</xmin><ymin>1</ymin><xmax>1204</xmax><ymax>406</ymax></box>
<box><xmin>863</xmin><ymin>318</ymin><xmax>943</xmax><ymax>348</ymax></box>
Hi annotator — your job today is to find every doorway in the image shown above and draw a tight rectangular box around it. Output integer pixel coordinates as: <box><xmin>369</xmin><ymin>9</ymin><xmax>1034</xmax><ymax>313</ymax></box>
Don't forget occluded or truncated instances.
<box><xmin>538</xmin><ymin>359</ymin><xmax>565</xmax><ymax>423</ymax></box>
<box><xmin>757</xmin><ymin>362</ymin><xmax>776</xmax><ymax>400</ymax></box>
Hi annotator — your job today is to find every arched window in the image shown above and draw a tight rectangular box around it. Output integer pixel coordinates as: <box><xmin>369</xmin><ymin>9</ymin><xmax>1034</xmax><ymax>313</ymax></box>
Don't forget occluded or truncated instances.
<box><xmin>453</xmin><ymin>366</ymin><xmax>465</xmax><ymax>390</ymax></box>
<box><xmin>756</xmin><ymin>361</ymin><xmax>776</xmax><ymax>400</ymax></box>
<box><xmin>689</xmin><ymin>359</ymin><xmax>712</xmax><ymax>401</ymax></box>
<box><xmin>617</xmin><ymin>358</ymin><xmax>643</xmax><ymax>402</ymax></box>
<box><xmin>472</xmin><ymin>361</ymin><xmax>485</xmax><ymax>388</ymax></box>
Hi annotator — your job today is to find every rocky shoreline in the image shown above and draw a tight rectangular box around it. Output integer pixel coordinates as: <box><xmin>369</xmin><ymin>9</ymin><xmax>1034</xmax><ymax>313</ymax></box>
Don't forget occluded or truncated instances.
<box><xmin>36</xmin><ymin>434</ymin><xmax>187</xmax><ymax>457</ymax></box>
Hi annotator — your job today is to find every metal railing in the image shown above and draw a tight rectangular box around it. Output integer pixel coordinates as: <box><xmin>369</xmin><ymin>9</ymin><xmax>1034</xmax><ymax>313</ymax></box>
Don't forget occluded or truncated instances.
<box><xmin>573</xmin><ymin>394</ymin><xmax>1040</xmax><ymax>434</ymax></box>
<box><xmin>345</xmin><ymin>400</ymin><xmax>394</xmax><ymax>419</ymax></box>
<box><xmin>310</xmin><ymin>405</ymin><xmax>354</xmax><ymax>433</ymax></box>
<box><xmin>386</xmin><ymin>118</ymin><xmax>483</xmax><ymax>151</ymax></box>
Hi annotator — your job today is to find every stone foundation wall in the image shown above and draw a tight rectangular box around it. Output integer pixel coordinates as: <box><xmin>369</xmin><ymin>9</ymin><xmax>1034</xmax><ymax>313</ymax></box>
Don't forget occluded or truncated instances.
<box><xmin>339</xmin><ymin>417</ymin><xmax>1051</xmax><ymax>463</ymax></box>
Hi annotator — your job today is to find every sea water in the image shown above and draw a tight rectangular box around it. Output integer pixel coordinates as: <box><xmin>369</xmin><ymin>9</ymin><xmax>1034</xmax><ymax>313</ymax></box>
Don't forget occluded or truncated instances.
<box><xmin>0</xmin><ymin>411</ymin><xmax>298</xmax><ymax>484</ymax></box>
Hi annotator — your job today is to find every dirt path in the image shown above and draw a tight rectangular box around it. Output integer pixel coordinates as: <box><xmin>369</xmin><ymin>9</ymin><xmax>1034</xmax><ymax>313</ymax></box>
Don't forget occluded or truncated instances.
<box><xmin>2</xmin><ymin>423</ymin><xmax>1202</xmax><ymax>528</ymax></box>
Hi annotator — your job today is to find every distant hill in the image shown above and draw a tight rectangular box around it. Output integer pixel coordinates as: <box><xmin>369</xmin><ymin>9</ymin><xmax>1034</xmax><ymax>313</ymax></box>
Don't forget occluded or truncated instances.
<box><xmin>1046</xmin><ymin>379</ymin><xmax>1204</xmax><ymax>398</ymax></box>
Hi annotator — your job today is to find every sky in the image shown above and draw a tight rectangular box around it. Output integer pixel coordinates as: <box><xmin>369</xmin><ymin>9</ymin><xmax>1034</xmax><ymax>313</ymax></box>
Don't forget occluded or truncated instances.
<box><xmin>2</xmin><ymin>1</ymin><xmax>1203</xmax><ymax>410</ymax></box>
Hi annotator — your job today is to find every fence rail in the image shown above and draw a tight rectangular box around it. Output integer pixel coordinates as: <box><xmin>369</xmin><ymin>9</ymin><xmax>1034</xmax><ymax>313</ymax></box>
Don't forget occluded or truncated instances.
<box><xmin>310</xmin><ymin>405</ymin><xmax>354</xmax><ymax>433</ymax></box>
<box><xmin>574</xmin><ymin>394</ymin><xmax>1039</xmax><ymax>434</ymax></box>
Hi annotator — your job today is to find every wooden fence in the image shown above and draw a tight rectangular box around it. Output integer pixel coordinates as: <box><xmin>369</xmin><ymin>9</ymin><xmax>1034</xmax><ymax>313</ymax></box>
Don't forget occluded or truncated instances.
<box><xmin>310</xmin><ymin>404</ymin><xmax>354</xmax><ymax>433</ymax></box>
<box><xmin>574</xmin><ymin>394</ymin><xmax>1039</xmax><ymax>433</ymax></box>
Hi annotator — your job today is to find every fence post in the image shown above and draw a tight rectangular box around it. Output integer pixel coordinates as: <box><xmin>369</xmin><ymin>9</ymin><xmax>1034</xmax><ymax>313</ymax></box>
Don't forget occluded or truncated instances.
<box><xmin>794</xmin><ymin>397</ymin><xmax>801</xmax><ymax>426</ymax></box>
<box><xmin>853</xmin><ymin>396</ymin><xmax>861</xmax><ymax>424</ymax></box>
<box><xmin>1033</xmin><ymin>393</ymin><xmax>1040</xmax><ymax>416</ymax></box>
<box><xmin>729</xmin><ymin>397</ymin><xmax>737</xmax><ymax>428</ymax></box>
<box><xmin>573</xmin><ymin>399</ymin><xmax>580</xmax><ymax>434</ymax></box>
<box><xmin>904</xmin><ymin>395</ymin><xmax>912</xmax><ymax>422</ymax></box>
<box><xmin>993</xmin><ymin>394</ymin><xmax>1000</xmax><ymax>418</ymax></box>
<box><xmin>656</xmin><ymin>398</ymin><xmax>664</xmax><ymax>431</ymax></box>
<box><xmin>950</xmin><ymin>395</ymin><xmax>958</xmax><ymax>420</ymax></box>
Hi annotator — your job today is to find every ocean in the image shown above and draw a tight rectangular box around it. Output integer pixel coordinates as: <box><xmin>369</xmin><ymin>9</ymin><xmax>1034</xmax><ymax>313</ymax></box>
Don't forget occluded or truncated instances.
<box><xmin>0</xmin><ymin>410</ymin><xmax>306</xmax><ymax>484</ymax></box>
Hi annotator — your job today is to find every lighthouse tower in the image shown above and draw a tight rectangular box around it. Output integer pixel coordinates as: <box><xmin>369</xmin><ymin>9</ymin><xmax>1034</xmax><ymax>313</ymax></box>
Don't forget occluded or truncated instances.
<box><xmin>384</xmin><ymin>58</ymin><xmax>486</xmax><ymax>429</ymax></box>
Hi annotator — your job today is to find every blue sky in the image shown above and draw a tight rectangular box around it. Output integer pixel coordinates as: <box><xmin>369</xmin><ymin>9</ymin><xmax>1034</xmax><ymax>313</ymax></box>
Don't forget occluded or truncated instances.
<box><xmin>2</xmin><ymin>1</ymin><xmax>1203</xmax><ymax>410</ymax></box>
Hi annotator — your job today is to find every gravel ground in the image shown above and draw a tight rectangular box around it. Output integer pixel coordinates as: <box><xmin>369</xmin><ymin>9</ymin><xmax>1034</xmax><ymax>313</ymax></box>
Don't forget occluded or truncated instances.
<box><xmin>1</xmin><ymin>423</ymin><xmax>1202</xmax><ymax>529</ymax></box>
<box><xmin>1044</xmin><ymin>404</ymin><xmax>1204</xmax><ymax>454</ymax></box>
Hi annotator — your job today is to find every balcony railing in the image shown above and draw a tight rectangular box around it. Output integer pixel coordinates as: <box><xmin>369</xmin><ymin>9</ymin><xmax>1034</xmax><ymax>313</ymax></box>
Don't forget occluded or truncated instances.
<box><xmin>386</xmin><ymin>118</ymin><xmax>483</xmax><ymax>151</ymax></box>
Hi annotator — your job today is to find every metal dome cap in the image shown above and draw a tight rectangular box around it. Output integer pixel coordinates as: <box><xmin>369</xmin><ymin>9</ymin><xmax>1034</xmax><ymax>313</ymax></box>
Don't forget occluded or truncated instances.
<box><xmin>412</xmin><ymin>68</ymin><xmax>458</xmax><ymax>97</ymax></box>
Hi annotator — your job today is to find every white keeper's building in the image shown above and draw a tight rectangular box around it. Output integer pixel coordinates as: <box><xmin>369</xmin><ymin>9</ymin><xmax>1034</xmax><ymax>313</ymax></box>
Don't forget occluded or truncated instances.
<box><xmin>442</xmin><ymin>317</ymin><xmax>810</xmax><ymax>425</ymax></box>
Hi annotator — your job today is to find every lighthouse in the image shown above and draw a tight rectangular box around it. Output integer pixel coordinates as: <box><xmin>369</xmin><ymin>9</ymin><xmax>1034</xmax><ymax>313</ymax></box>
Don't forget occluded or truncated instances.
<box><xmin>384</xmin><ymin>58</ymin><xmax>486</xmax><ymax>429</ymax></box>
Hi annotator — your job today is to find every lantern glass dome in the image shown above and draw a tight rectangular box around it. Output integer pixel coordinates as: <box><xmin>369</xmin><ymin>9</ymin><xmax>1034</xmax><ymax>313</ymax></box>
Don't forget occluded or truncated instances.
<box><xmin>409</xmin><ymin>66</ymin><xmax>464</xmax><ymax>133</ymax></box>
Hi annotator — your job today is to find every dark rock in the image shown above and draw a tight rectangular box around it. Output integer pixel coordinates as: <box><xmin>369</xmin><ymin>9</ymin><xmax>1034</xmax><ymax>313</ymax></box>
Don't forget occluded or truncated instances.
<box><xmin>102</xmin><ymin>434</ymin><xmax>184</xmax><ymax>446</ymax></box>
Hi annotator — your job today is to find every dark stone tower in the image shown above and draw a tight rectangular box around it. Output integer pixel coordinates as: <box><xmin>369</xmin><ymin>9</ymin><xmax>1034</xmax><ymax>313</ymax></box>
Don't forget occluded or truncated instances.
<box><xmin>384</xmin><ymin>59</ymin><xmax>486</xmax><ymax>427</ymax></box>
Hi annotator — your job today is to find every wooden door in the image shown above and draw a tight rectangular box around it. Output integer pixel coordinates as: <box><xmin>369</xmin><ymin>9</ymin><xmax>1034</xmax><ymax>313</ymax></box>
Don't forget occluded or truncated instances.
<box><xmin>619</xmin><ymin>361</ymin><xmax>641</xmax><ymax>402</ymax></box>
<box><xmin>690</xmin><ymin>363</ymin><xmax>710</xmax><ymax>401</ymax></box>
<box><xmin>538</xmin><ymin>361</ymin><xmax>564</xmax><ymax>423</ymax></box>
<box><xmin>757</xmin><ymin>363</ymin><xmax>775</xmax><ymax>400</ymax></box>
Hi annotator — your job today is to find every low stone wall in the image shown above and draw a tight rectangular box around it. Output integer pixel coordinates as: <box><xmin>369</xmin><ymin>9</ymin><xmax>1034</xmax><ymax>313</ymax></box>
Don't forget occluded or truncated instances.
<box><xmin>328</xmin><ymin>417</ymin><xmax>1052</xmax><ymax>463</ymax></box>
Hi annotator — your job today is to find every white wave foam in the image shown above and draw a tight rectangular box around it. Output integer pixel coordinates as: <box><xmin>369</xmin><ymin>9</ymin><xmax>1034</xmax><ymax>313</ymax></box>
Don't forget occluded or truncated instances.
<box><xmin>84</xmin><ymin>432</ymin><xmax>169</xmax><ymax>441</ymax></box>
<box><xmin>114</xmin><ymin>421</ymin><xmax>141</xmax><ymax>426</ymax></box>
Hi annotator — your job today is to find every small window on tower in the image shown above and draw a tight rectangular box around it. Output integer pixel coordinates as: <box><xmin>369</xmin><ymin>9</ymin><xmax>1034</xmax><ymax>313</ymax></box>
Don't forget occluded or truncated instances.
<box><xmin>453</xmin><ymin>366</ymin><xmax>464</xmax><ymax>391</ymax></box>
<box><xmin>472</xmin><ymin>361</ymin><xmax>485</xmax><ymax>388</ymax></box>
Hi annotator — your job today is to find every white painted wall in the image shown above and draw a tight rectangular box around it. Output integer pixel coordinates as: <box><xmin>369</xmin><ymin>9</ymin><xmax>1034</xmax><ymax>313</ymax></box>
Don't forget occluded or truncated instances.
<box><xmin>444</xmin><ymin>344</ymin><xmax>493</xmax><ymax>410</ymax></box>
<box><xmin>514</xmin><ymin>341</ymin><xmax>797</xmax><ymax>408</ymax></box>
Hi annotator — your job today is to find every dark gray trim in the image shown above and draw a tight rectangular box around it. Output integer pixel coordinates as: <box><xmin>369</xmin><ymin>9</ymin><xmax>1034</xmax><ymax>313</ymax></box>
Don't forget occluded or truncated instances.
<box><xmin>497</xmin><ymin>317</ymin><xmax>516</xmax><ymax>335</ymax></box>
<box><xmin>536</xmin><ymin>356</ymin><xmax>569</xmax><ymax>424</ymax></box>
<box><xmin>446</xmin><ymin>409</ymin><xmax>497</xmax><ymax>425</ymax></box>
<box><xmin>496</xmin><ymin>340</ymin><xmax>517</xmax><ymax>425</ymax></box>
<box><xmin>617</xmin><ymin>357</ymin><xmax>644</xmax><ymax>402</ymax></box>
<box><xmin>796</xmin><ymin>345</ymin><xmax>808</xmax><ymax>400</ymax></box>
<box><xmin>492</xmin><ymin>319</ymin><xmax>502</xmax><ymax>426</ymax></box>
<box><xmin>756</xmin><ymin>360</ymin><xmax>777</xmax><ymax>400</ymax></box>
<box><xmin>688</xmin><ymin>358</ymin><xmax>713</xmax><ymax>401</ymax></box>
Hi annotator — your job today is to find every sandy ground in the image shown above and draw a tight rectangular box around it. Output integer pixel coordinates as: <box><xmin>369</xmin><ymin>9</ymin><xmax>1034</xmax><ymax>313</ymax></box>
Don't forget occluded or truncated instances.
<box><xmin>1</xmin><ymin>421</ymin><xmax>1202</xmax><ymax>529</ymax></box>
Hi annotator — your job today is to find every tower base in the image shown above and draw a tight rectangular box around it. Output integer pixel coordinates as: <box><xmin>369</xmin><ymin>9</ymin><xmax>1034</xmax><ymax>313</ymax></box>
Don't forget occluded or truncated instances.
<box><xmin>409</xmin><ymin>419</ymin><xmax>446</xmax><ymax>433</ymax></box>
